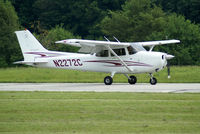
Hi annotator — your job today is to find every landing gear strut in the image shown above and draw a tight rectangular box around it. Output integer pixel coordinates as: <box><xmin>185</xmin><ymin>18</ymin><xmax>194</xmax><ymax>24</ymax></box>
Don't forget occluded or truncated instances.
<box><xmin>149</xmin><ymin>73</ymin><xmax>157</xmax><ymax>85</ymax></box>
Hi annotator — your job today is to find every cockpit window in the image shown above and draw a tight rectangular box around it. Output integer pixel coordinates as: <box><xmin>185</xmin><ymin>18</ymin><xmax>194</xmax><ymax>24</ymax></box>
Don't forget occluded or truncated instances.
<box><xmin>128</xmin><ymin>46</ymin><xmax>137</xmax><ymax>55</ymax></box>
<box><xmin>132</xmin><ymin>44</ymin><xmax>146</xmax><ymax>51</ymax></box>
<box><xmin>96</xmin><ymin>50</ymin><xmax>108</xmax><ymax>57</ymax></box>
<box><xmin>111</xmin><ymin>48</ymin><xmax>126</xmax><ymax>56</ymax></box>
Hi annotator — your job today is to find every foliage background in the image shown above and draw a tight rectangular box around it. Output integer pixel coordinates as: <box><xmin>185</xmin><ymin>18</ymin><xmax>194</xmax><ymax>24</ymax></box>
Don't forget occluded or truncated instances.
<box><xmin>0</xmin><ymin>0</ymin><xmax>200</xmax><ymax>67</ymax></box>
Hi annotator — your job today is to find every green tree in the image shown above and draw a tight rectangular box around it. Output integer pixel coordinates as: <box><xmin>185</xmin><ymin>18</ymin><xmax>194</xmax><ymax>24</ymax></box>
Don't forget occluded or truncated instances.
<box><xmin>147</xmin><ymin>14</ymin><xmax>200</xmax><ymax>65</ymax></box>
<box><xmin>10</xmin><ymin>0</ymin><xmax>36</xmax><ymax>31</ymax></box>
<box><xmin>97</xmin><ymin>0</ymin><xmax>125</xmax><ymax>10</ymax></box>
<box><xmin>11</xmin><ymin>0</ymin><xmax>126</xmax><ymax>38</ymax></box>
<box><xmin>0</xmin><ymin>0</ymin><xmax>21</xmax><ymax>67</ymax></box>
<box><xmin>100</xmin><ymin>0</ymin><xmax>200</xmax><ymax>65</ymax></box>
<box><xmin>37</xmin><ymin>25</ymin><xmax>80</xmax><ymax>52</ymax></box>
<box><xmin>32</xmin><ymin>0</ymin><xmax>106</xmax><ymax>38</ymax></box>
<box><xmin>152</xmin><ymin>0</ymin><xmax>200</xmax><ymax>24</ymax></box>
<box><xmin>100</xmin><ymin>0</ymin><xmax>166</xmax><ymax>41</ymax></box>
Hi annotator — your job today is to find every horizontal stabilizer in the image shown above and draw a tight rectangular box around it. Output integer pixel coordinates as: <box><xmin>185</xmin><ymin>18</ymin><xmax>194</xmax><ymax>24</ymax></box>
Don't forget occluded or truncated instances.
<box><xmin>14</xmin><ymin>60</ymin><xmax>48</xmax><ymax>64</ymax></box>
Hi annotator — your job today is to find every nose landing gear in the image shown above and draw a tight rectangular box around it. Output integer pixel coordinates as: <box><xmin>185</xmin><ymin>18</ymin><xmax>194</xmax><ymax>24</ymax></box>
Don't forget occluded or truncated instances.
<box><xmin>149</xmin><ymin>73</ymin><xmax>157</xmax><ymax>85</ymax></box>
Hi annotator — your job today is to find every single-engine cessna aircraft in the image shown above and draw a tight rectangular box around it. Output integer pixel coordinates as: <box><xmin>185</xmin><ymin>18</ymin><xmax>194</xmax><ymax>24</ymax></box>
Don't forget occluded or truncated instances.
<box><xmin>15</xmin><ymin>29</ymin><xmax>180</xmax><ymax>85</ymax></box>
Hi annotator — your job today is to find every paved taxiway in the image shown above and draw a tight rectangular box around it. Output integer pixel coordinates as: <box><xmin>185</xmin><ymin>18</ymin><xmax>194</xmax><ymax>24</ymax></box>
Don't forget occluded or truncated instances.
<box><xmin>0</xmin><ymin>83</ymin><xmax>199</xmax><ymax>93</ymax></box>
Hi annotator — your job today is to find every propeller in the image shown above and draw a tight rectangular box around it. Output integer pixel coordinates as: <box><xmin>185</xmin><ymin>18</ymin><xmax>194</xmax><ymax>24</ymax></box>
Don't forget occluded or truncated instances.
<box><xmin>165</xmin><ymin>54</ymin><xmax>174</xmax><ymax>79</ymax></box>
<box><xmin>167</xmin><ymin>61</ymin><xmax>171</xmax><ymax>79</ymax></box>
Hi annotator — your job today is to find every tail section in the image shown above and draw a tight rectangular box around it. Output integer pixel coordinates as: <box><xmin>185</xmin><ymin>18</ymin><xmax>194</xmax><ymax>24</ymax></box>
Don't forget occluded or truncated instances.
<box><xmin>15</xmin><ymin>30</ymin><xmax>48</xmax><ymax>63</ymax></box>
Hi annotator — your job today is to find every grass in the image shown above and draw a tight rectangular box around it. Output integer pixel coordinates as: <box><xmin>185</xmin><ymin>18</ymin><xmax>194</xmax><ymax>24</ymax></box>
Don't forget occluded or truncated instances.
<box><xmin>0</xmin><ymin>66</ymin><xmax>199</xmax><ymax>83</ymax></box>
<box><xmin>0</xmin><ymin>92</ymin><xmax>200</xmax><ymax>134</ymax></box>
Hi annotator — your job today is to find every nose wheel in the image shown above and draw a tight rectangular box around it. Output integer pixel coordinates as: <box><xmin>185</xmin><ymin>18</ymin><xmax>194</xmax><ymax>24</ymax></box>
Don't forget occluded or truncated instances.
<box><xmin>149</xmin><ymin>73</ymin><xmax>157</xmax><ymax>85</ymax></box>
<box><xmin>150</xmin><ymin>77</ymin><xmax>157</xmax><ymax>85</ymax></box>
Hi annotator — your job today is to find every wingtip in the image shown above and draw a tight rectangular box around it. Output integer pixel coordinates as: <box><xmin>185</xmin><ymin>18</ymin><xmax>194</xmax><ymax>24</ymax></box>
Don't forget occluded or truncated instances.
<box><xmin>174</xmin><ymin>39</ymin><xmax>181</xmax><ymax>43</ymax></box>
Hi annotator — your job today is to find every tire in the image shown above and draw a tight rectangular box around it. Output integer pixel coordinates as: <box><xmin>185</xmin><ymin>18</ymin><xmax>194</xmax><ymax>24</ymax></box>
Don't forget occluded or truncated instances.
<box><xmin>104</xmin><ymin>76</ymin><xmax>113</xmax><ymax>85</ymax></box>
<box><xmin>150</xmin><ymin>77</ymin><xmax>157</xmax><ymax>85</ymax></box>
<box><xmin>128</xmin><ymin>75</ymin><xmax>137</xmax><ymax>84</ymax></box>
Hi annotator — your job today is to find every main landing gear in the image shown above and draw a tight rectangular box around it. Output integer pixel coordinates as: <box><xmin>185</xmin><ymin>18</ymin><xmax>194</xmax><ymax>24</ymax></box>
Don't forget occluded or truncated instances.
<box><xmin>104</xmin><ymin>72</ymin><xmax>115</xmax><ymax>85</ymax></box>
<box><xmin>128</xmin><ymin>76</ymin><xmax>137</xmax><ymax>84</ymax></box>
<box><xmin>104</xmin><ymin>76</ymin><xmax>113</xmax><ymax>85</ymax></box>
<box><xmin>104</xmin><ymin>73</ymin><xmax>157</xmax><ymax>85</ymax></box>
<box><xmin>104</xmin><ymin>73</ymin><xmax>138</xmax><ymax>85</ymax></box>
<box><xmin>124</xmin><ymin>74</ymin><xmax>137</xmax><ymax>85</ymax></box>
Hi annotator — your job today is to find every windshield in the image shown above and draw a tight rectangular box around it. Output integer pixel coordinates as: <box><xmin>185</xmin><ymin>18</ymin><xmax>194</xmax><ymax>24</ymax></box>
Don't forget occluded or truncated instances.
<box><xmin>128</xmin><ymin>44</ymin><xmax>146</xmax><ymax>55</ymax></box>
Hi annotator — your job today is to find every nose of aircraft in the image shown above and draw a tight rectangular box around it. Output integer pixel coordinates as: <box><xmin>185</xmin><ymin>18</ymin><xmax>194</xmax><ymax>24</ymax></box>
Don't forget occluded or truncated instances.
<box><xmin>158</xmin><ymin>53</ymin><xmax>174</xmax><ymax>70</ymax></box>
<box><xmin>162</xmin><ymin>54</ymin><xmax>174</xmax><ymax>67</ymax></box>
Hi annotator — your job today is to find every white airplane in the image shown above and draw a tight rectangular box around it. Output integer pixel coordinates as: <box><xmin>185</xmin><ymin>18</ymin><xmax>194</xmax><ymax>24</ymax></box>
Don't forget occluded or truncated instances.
<box><xmin>15</xmin><ymin>29</ymin><xmax>180</xmax><ymax>85</ymax></box>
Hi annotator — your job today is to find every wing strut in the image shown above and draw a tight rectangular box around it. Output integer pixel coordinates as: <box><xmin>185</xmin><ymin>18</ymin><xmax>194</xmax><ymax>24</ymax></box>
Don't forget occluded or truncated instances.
<box><xmin>149</xmin><ymin>45</ymin><xmax>155</xmax><ymax>52</ymax></box>
<box><xmin>104</xmin><ymin>45</ymin><xmax>133</xmax><ymax>72</ymax></box>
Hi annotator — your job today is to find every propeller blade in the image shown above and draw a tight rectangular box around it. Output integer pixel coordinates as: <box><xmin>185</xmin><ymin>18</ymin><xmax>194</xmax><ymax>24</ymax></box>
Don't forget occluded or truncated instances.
<box><xmin>167</xmin><ymin>61</ymin><xmax>171</xmax><ymax>79</ymax></box>
<box><xmin>165</xmin><ymin>54</ymin><xmax>174</xmax><ymax>79</ymax></box>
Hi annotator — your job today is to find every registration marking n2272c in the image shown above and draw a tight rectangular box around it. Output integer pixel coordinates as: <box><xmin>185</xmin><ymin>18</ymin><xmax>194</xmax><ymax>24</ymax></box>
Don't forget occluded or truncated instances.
<box><xmin>53</xmin><ymin>59</ymin><xmax>83</xmax><ymax>67</ymax></box>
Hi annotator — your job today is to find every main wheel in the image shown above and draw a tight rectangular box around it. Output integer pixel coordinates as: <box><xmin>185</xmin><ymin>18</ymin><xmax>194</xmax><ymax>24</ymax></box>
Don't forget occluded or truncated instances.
<box><xmin>104</xmin><ymin>76</ymin><xmax>113</xmax><ymax>85</ymax></box>
<box><xmin>128</xmin><ymin>75</ymin><xmax>137</xmax><ymax>84</ymax></box>
<box><xmin>150</xmin><ymin>77</ymin><xmax>157</xmax><ymax>85</ymax></box>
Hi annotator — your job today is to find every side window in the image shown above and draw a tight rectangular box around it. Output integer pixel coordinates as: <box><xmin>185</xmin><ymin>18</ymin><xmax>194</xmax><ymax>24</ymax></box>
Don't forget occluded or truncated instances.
<box><xmin>127</xmin><ymin>46</ymin><xmax>137</xmax><ymax>55</ymax></box>
<box><xmin>111</xmin><ymin>48</ymin><xmax>126</xmax><ymax>56</ymax></box>
<box><xmin>96</xmin><ymin>50</ymin><xmax>108</xmax><ymax>57</ymax></box>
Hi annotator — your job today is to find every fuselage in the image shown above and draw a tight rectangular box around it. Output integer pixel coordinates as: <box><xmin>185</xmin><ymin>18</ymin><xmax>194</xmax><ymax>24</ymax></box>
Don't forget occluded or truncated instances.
<box><xmin>33</xmin><ymin>50</ymin><xmax>167</xmax><ymax>74</ymax></box>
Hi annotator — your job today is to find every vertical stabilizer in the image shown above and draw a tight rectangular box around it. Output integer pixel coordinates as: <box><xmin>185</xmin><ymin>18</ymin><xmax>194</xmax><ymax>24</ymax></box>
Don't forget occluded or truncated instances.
<box><xmin>15</xmin><ymin>30</ymin><xmax>48</xmax><ymax>62</ymax></box>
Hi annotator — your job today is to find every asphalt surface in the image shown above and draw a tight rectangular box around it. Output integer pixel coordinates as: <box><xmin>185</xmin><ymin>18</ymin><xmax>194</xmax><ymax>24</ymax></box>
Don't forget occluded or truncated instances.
<box><xmin>0</xmin><ymin>83</ymin><xmax>199</xmax><ymax>93</ymax></box>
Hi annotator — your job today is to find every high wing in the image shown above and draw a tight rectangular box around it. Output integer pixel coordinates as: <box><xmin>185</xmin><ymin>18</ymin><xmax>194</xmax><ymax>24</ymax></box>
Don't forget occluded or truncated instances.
<box><xmin>131</xmin><ymin>39</ymin><xmax>180</xmax><ymax>51</ymax></box>
<box><xmin>55</xmin><ymin>39</ymin><xmax>130</xmax><ymax>47</ymax></box>
<box><xmin>55</xmin><ymin>39</ymin><xmax>180</xmax><ymax>53</ymax></box>
<box><xmin>55</xmin><ymin>39</ymin><xmax>130</xmax><ymax>53</ymax></box>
